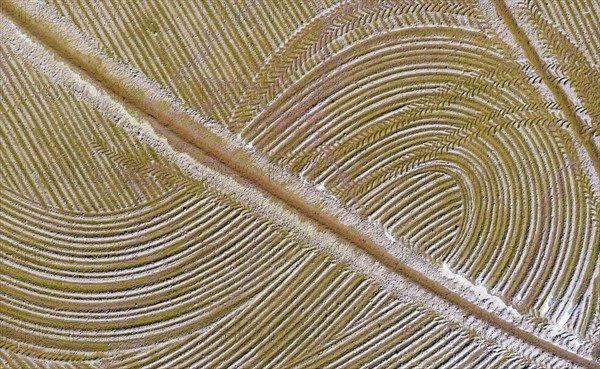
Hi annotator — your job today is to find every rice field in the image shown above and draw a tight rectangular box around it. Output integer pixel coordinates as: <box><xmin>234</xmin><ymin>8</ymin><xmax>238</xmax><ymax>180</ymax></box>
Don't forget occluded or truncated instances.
<box><xmin>1</xmin><ymin>0</ymin><xmax>599</xmax><ymax>368</ymax></box>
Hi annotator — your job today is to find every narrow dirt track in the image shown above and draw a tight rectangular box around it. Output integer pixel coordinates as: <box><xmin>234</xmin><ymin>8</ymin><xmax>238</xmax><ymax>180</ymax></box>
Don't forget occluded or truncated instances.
<box><xmin>491</xmin><ymin>0</ymin><xmax>600</xmax><ymax>179</ymax></box>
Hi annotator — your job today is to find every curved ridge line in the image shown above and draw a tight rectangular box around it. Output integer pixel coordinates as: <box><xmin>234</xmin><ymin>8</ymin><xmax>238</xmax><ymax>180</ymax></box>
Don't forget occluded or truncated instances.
<box><xmin>490</xmin><ymin>0</ymin><xmax>600</xmax><ymax>181</ymax></box>
<box><xmin>0</xmin><ymin>2</ymin><xmax>596</xmax><ymax>367</ymax></box>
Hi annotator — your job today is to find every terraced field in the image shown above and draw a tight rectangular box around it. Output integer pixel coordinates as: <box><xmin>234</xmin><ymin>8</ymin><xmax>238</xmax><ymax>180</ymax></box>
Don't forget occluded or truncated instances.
<box><xmin>1</xmin><ymin>0</ymin><xmax>599</xmax><ymax>368</ymax></box>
